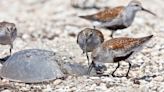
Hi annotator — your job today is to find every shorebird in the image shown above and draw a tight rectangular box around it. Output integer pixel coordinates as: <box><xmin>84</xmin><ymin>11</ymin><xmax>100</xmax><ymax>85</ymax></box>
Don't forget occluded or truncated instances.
<box><xmin>79</xmin><ymin>0</ymin><xmax>156</xmax><ymax>38</ymax></box>
<box><xmin>0</xmin><ymin>21</ymin><xmax>17</xmax><ymax>55</ymax></box>
<box><xmin>77</xmin><ymin>28</ymin><xmax>104</xmax><ymax>65</ymax></box>
<box><xmin>87</xmin><ymin>35</ymin><xmax>153</xmax><ymax>77</ymax></box>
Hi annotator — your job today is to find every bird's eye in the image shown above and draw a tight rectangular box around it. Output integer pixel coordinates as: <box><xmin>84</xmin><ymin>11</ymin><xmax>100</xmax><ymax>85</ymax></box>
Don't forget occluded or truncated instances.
<box><xmin>6</xmin><ymin>27</ymin><xmax>10</xmax><ymax>32</ymax></box>
<box><xmin>135</xmin><ymin>4</ymin><xmax>139</xmax><ymax>6</ymax></box>
<box><xmin>93</xmin><ymin>56</ymin><xmax>98</xmax><ymax>60</ymax></box>
<box><xmin>89</xmin><ymin>33</ymin><xmax>93</xmax><ymax>37</ymax></box>
<box><xmin>14</xmin><ymin>28</ymin><xmax>17</xmax><ymax>31</ymax></box>
<box><xmin>92</xmin><ymin>56</ymin><xmax>96</xmax><ymax>60</ymax></box>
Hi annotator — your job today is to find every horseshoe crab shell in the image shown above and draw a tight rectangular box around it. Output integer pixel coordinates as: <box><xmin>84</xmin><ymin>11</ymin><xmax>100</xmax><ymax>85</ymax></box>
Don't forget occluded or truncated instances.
<box><xmin>0</xmin><ymin>49</ymin><xmax>65</xmax><ymax>83</ymax></box>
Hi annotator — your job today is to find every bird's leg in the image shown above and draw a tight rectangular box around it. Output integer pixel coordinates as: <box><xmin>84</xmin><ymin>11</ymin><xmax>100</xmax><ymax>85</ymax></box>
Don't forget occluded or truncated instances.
<box><xmin>126</xmin><ymin>61</ymin><xmax>131</xmax><ymax>78</ymax></box>
<box><xmin>9</xmin><ymin>44</ymin><xmax>13</xmax><ymax>56</ymax></box>
<box><xmin>86</xmin><ymin>51</ymin><xmax>90</xmax><ymax>66</ymax></box>
<box><xmin>110</xmin><ymin>31</ymin><xmax>115</xmax><ymax>38</ymax></box>
<box><xmin>85</xmin><ymin>37</ymin><xmax>90</xmax><ymax>66</ymax></box>
<box><xmin>111</xmin><ymin>62</ymin><xmax>120</xmax><ymax>77</ymax></box>
<box><xmin>87</xmin><ymin>61</ymin><xmax>95</xmax><ymax>75</ymax></box>
<box><xmin>10</xmin><ymin>48</ymin><xmax>12</xmax><ymax>56</ymax></box>
<box><xmin>81</xmin><ymin>51</ymin><xmax>85</xmax><ymax>55</ymax></box>
<box><xmin>93</xmin><ymin>26</ymin><xmax>96</xmax><ymax>29</ymax></box>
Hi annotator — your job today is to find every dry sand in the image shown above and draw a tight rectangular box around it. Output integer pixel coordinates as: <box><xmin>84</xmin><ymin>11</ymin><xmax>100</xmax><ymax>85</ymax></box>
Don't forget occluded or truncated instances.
<box><xmin>0</xmin><ymin>0</ymin><xmax>164</xmax><ymax>91</ymax></box>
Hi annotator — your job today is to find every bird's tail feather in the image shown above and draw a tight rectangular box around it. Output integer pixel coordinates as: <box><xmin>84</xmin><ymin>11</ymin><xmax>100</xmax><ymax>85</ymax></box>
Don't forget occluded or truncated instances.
<box><xmin>140</xmin><ymin>35</ymin><xmax>153</xmax><ymax>43</ymax></box>
<box><xmin>79</xmin><ymin>15</ymin><xmax>95</xmax><ymax>20</ymax></box>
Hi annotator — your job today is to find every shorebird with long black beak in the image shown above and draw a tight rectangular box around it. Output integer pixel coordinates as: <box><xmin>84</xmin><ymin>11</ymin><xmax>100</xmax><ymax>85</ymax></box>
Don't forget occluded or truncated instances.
<box><xmin>87</xmin><ymin>35</ymin><xmax>153</xmax><ymax>77</ymax></box>
<box><xmin>0</xmin><ymin>21</ymin><xmax>17</xmax><ymax>56</ymax></box>
<box><xmin>77</xmin><ymin>28</ymin><xmax>104</xmax><ymax>65</ymax></box>
<box><xmin>79</xmin><ymin>0</ymin><xmax>156</xmax><ymax>38</ymax></box>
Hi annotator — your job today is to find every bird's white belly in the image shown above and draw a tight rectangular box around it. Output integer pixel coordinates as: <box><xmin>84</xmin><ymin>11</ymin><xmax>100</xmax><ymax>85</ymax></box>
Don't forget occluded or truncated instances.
<box><xmin>92</xmin><ymin>21</ymin><xmax>102</xmax><ymax>27</ymax></box>
<box><xmin>101</xmin><ymin>53</ymin><xmax>114</xmax><ymax>63</ymax></box>
<box><xmin>0</xmin><ymin>36</ymin><xmax>11</xmax><ymax>45</ymax></box>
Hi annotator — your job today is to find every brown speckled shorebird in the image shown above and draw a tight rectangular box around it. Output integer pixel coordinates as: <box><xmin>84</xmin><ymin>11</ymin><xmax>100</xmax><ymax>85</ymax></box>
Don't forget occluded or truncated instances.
<box><xmin>77</xmin><ymin>28</ymin><xmax>104</xmax><ymax>65</ymax></box>
<box><xmin>79</xmin><ymin>0</ymin><xmax>156</xmax><ymax>38</ymax></box>
<box><xmin>87</xmin><ymin>35</ymin><xmax>153</xmax><ymax>77</ymax></box>
<box><xmin>0</xmin><ymin>21</ymin><xmax>17</xmax><ymax>55</ymax></box>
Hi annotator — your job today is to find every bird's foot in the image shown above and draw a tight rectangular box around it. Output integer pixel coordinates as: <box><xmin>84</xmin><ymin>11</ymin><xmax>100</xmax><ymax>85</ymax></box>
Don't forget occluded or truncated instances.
<box><xmin>111</xmin><ymin>74</ymin><xmax>130</xmax><ymax>78</ymax></box>
<box><xmin>97</xmin><ymin>74</ymin><xmax>110</xmax><ymax>77</ymax></box>
<box><xmin>0</xmin><ymin>55</ymin><xmax>10</xmax><ymax>64</ymax></box>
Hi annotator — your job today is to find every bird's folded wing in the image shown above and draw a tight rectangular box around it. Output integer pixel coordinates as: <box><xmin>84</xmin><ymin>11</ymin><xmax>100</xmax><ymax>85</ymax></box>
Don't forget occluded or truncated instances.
<box><xmin>92</xmin><ymin>6</ymin><xmax>124</xmax><ymax>22</ymax></box>
<box><xmin>102</xmin><ymin>37</ymin><xmax>140</xmax><ymax>57</ymax></box>
<box><xmin>102</xmin><ymin>37</ymin><xmax>140</xmax><ymax>51</ymax></box>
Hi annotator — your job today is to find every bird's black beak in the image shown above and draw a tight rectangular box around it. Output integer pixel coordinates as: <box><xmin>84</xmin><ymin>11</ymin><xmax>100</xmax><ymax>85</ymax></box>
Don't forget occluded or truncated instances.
<box><xmin>87</xmin><ymin>61</ymin><xmax>94</xmax><ymax>75</ymax></box>
<box><xmin>142</xmin><ymin>7</ymin><xmax>156</xmax><ymax>16</ymax></box>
